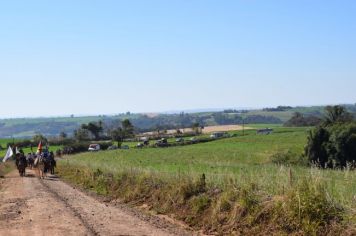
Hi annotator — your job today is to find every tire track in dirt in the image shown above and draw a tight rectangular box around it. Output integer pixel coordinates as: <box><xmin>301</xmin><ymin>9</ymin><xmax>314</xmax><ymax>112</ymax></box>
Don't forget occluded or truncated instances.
<box><xmin>0</xmin><ymin>169</ymin><xmax>191</xmax><ymax>236</ymax></box>
<box><xmin>38</xmin><ymin>179</ymin><xmax>98</xmax><ymax>236</ymax></box>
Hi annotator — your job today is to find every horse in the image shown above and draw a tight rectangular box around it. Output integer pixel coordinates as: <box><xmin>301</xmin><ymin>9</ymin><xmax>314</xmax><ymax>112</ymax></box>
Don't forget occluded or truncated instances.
<box><xmin>47</xmin><ymin>152</ymin><xmax>56</xmax><ymax>175</ymax></box>
<box><xmin>16</xmin><ymin>155</ymin><xmax>27</xmax><ymax>177</ymax></box>
<box><xmin>27</xmin><ymin>157</ymin><xmax>34</xmax><ymax>169</ymax></box>
<box><xmin>27</xmin><ymin>154</ymin><xmax>34</xmax><ymax>169</ymax></box>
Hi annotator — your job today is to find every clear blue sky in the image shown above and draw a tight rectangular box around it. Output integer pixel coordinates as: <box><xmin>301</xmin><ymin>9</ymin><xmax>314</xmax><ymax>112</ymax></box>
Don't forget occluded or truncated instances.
<box><xmin>0</xmin><ymin>0</ymin><xmax>355</xmax><ymax>118</ymax></box>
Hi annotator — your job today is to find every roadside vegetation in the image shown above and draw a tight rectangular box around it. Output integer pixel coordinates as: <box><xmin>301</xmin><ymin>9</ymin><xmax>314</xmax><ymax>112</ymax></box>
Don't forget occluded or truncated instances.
<box><xmin>0</xmin><ymin>162</ymin><xmax>14</xmax><ymax>177</ymax></box>
<box><xmin>57</xmin><ymin>109</ymin><xmax>356</xmax><ymax>235</ymax></box>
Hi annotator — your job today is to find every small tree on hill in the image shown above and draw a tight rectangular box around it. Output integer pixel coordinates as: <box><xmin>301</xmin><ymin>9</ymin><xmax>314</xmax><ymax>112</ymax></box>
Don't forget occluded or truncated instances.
<box><xmin>110</xmin><ymin>119</ymin><xmax>135</xmax><ymax>146</ymax></box>
<box><xmin>81</xmin><ymin>121</ymin><xmax>103</xmax><ymax>140</ymax></box>
<box><xmin>122</xmin><ymin>119</ymin><xmax>134</xmax><ymax>137</ymax></box>
<box><xmin>110</xmin><ymin>127</ymin><xmax>124</xmax><ymax>147</ymax></box>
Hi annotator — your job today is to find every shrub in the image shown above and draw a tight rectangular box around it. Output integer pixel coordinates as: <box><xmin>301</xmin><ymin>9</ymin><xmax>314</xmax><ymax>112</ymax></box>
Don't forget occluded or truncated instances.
<box><xmin>271</xmin><ymin>150</ymin><xmax>308</xmax><ymax>166</ymax></box>
<box><xmin>62</xmin><ymin>142</ymin><xmax>90</xmax><ymax>154</ymax></box>
<box><xmin>305</xmin><ymin>123</ymin><xmax>356</xmax><ymax>168</ymax></box>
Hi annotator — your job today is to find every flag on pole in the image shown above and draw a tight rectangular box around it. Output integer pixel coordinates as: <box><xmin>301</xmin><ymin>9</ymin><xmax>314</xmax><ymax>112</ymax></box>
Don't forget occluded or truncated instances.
<box><xmin>2</xmin><ymin>146</ymin><xmax>14</xmax><ymax>162</ymax></box>
<box><xmin>37</xmin><ymin>141</ymin><xmax>43</xmax><ymax>154</ymax></box>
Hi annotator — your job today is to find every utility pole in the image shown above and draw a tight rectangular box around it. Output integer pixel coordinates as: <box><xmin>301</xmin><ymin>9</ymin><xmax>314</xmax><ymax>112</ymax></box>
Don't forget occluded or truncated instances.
<box><xmin>242</xmin><ymin>119</ymin><xmax>245</xmax><ymax>136</ymax></box>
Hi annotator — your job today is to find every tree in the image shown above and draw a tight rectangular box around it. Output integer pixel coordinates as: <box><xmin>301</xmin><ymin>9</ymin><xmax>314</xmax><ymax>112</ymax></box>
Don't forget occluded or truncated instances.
<box><xmin>305</xmin><ymin>127</ymin><xmax>330</xmax><ymax>167</ymax></box>
<box><xmin>59</xmin><ymin>131</ymin><xmax>67</xmax><ymax>139</ymax></box>
<box><xmin>81</xmin><ymin>122</ymin><xmax>103</xmax><ymax>140</ymax></box>
<box><xmin>284</xmin><ymin>112</ymin><xmax>321</xmax><ymax>127</ymax></box>
<box><xmin>305</xmin><ymin>106</ymin><xmax>356</xmax><ymax>168</ymax></box>
<box><xmin>110</xmin><ymin>127</ymin><xmax>124</xmax><ymax>147</ymax></box>
<box><xmin>74</xmin><ymin>128</ymin><xmax>90</xmax><ymax>141</ymax></box>
<box><xmin>324</xmin><ymin>105</ymin><xmax>353</xmax><ymax>126</ymax></box>
<box><xmin>192</xmin><ymin>122</ymin><xmax>202</xmax><ymax>134</ymax></box>
<box><xmin>121</xmin><ymin>119</ymin><xmax>134</xmax><ymax>138</ymax></box>
<box><xmin>110</xmin><ymin>119</ymin><xmax>135</xmax><ymax>146</ymax></box>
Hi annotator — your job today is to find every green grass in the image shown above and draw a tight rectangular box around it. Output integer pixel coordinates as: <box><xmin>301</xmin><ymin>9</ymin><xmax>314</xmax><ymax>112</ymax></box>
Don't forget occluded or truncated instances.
<box><xmin>242</xmin><ymin>110</ymin><xmax>295</xmax><ymax>122</ymax></box>
<box><xmin>58</xmin><ymin>126</ymin><xmax>356</xmax><ymax>234</ymax></box>
<box><xmin>66</xmin><ymin>127</ymin><xmax>307</xmax><ymax>171</ymax></box>
<box><xmin>60</xmin><ymin>127</ymin><xmax>356</xmax><ymax>209</ymax></box>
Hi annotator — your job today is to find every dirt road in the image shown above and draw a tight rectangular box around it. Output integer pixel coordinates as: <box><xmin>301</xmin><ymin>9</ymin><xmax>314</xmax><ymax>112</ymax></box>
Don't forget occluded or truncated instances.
<box><xmin>0</xmin><ymin>169</ymin><xmax>191</xmax><ymax>236</ymax></box>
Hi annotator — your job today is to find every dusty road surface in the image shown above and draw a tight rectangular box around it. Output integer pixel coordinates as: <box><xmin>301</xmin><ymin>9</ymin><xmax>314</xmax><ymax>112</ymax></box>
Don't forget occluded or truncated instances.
<box><xmin>0</xmin><ymin>169</ymin><xmax>191</xmax><ymax>236</ymax></box>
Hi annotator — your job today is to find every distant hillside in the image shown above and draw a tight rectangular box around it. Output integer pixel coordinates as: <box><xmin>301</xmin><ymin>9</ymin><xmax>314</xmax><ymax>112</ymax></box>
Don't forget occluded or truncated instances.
<box><xmin>0</xmin><ymin>104</ymin><xmax>354</xmax><ymax>138</ymax></box>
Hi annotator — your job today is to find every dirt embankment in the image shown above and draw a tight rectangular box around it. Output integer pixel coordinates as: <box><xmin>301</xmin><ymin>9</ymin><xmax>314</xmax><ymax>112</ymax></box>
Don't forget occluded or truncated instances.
<box><xmin>0</xmin><ymin>169</ymin><xmax>191</xmax><ymax>236</ymax></box>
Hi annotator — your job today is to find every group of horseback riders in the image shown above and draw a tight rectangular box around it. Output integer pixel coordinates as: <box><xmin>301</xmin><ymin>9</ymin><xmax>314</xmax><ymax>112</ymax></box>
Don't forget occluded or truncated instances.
<box><xmin>15</xmin><ymin>149</ymin><xmax>56</xmax><ymax>178</ymax></box>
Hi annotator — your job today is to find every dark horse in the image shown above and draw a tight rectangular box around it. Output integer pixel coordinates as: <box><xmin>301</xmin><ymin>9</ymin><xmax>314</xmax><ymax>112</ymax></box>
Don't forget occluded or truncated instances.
<box><xmin>16</xmin><ymin>154</ymin><xmax>27</xmax><ymax>177</ymax></box>
<box><xmin>27</xmin><ymin>153</ymin><xmax>34</xmax><ymax>169</ymax></box>
<box><xmin>47</xmin><ymin>152</ymin><xmax>56</xmax><ymax>175</ymax></box>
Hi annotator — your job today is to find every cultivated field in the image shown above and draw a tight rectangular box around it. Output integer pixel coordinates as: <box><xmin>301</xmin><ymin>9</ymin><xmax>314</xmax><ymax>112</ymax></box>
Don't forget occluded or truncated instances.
<box><xmin>201</xmin><ymin>124</ymin><xmax>253</xmax><ymax>133</ymax></box>
<box><xmin>142</xmin><ymin>124</ymin><xmax>254</xmax><ymax>135</ymax></box>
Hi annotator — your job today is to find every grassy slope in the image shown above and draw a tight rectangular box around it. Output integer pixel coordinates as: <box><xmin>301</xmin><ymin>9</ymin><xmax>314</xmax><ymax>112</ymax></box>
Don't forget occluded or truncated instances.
<box><xmin>60</xmin><ymin>127</ymin><xmax>356</xmax><ymax>208</ymax></box>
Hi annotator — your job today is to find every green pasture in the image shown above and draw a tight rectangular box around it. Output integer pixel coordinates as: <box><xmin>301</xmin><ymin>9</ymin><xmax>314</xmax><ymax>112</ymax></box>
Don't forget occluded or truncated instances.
<box><xmin>60</xmin><ymin>126</ymin><xmax>356</xmax><ymax>209</ymax></box>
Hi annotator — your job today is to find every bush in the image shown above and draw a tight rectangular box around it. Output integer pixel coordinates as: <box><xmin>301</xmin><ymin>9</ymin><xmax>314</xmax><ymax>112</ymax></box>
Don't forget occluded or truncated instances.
<box><xmin>62</xmin><ymin>142</ymin><xmax>90</xmax><ymax>154</ymax></box>
<box><xmin>305</xmin><ymin>123</ymin><xmax>356</xmax><ymax>168</ymax></box>
<box><xmin>271</xmin><ymin>150</ymin><xmax>308</xmax><ymax>166</ymax></box>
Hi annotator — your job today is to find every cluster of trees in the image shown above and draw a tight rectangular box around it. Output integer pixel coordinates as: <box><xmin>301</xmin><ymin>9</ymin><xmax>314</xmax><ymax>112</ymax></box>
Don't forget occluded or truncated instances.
<box><xmin>72</xmin><ymin>119</ymin><xmax>135</xmax><ymax>144</ymax></box>
<box><xmin>223</xmin><ymin>109</ymin><xmax>249</xmax><ymax>113</ymax></box>
<box><xmin>73</xmin><ymin>121</ymin><xmax>104</xmax><ymax>141</ymax></box>
<box><xmin>109</xmin><ymin>119</ymin><xmax>135</xmax><ymax>147</ymax></box>
<box><xmin>284</xmin><ymin>112</ymin><xmax>322</xmax><ymax>127</ymax></box>
<box><xmin>262</xmin><ymin>106</ymin><xmax>293</xmax><ymax>112</ymax></box>
<box><xmin>305</xmin><ymin>106</ymin><xmax>356</xmax><ymax>168</ymax></box>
